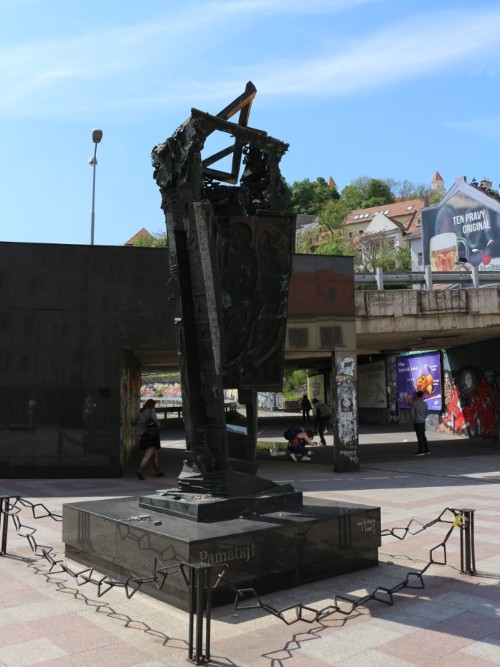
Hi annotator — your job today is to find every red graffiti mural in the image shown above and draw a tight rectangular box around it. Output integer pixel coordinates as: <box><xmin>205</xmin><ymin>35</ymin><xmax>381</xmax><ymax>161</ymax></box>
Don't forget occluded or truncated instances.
<box><xmin>440</xmin><ymin>367</ymin><xmax>500</xmax><ymax>439</ymax></box>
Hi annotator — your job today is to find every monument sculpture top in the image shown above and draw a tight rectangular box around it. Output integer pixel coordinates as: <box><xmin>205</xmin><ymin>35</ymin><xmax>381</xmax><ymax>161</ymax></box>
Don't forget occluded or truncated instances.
<box><xmin>152</xmin><ymin>82</ymin><xmax>296</xmax><ymax>499</ymax></box>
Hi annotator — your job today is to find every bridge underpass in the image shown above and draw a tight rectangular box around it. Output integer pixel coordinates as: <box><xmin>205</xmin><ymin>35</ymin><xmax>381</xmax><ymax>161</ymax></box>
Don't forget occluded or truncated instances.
<box><xmin>354</xmin><ymin>285</ymin><xmax>500</xmax><ymax>357</ymax></box>
<box><xmin>132</xmin><ymin>284</ymin><xmax>500</xmax><ymax>463</ymax></box>
<box><xmin>133</xmin><ymin>286</ymin><xmax>500</xmax><ymax>368</ymax></box>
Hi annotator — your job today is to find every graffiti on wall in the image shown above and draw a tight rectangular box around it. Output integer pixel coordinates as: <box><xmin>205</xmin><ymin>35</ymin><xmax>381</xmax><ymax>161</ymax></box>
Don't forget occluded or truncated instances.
<box><xmin>440</xmin><ymin>366</ymin><xmax>500</xmax><ymax>439</ymax></box>
<box><xmin>336</xmin><ymin>378</ymin><xmax>358</xmax><ymax>464</ymax></box>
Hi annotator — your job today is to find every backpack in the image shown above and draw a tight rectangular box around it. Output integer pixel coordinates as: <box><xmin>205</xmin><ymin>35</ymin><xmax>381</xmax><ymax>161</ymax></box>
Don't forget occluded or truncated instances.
<box><xmin>283</xmin><ymin>426</ymin><xmax>302</xmax><ymax>441</ymax></box>
<box><xmin>144</xmin><ymin>417</ymin><xmax>159</xmax><ymax>440</ymax></box>
<box><xmin>317</xmin><ymin>403</ymin><xmax>332</xmax><ymax>418</ymax></box>
<box><xmin>139</xmin><ymin>415</ymin><xmax>160</xmax><ymax>449</ymax></box>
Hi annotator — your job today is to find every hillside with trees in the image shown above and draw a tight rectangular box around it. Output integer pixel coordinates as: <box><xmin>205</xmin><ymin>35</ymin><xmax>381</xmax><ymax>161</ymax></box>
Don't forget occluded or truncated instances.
<box><xmin>287</xmin><ymin>175</ymin><xmax>443</xmax><ymax>272</ymax></box>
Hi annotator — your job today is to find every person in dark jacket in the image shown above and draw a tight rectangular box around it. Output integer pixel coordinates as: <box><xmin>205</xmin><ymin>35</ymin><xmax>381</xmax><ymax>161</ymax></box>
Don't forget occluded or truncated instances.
<box><xmin>301</xmin><ymin>395</ymin><xmax>312</xmax><ymax>422</ymax></box>
<box><xmin>312</xmin><ymin>398</ymin><xmax>331</xmax><ymax>446</ymax></box>
<box><xmin>411</xmin><ymin>391</ymin><xmax>429</xmax><ymax>456</ymax></box>
<box><xmin>135</xmin><ymin>399</ymin><xmax>164</xmax><ymax>479</ymax></box>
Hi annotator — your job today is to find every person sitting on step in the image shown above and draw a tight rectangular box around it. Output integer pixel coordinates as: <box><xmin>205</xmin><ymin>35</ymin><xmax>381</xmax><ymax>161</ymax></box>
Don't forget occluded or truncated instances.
<box><xmin>287</xmin><ymin>427</ymin><xmax>315</xmax><ymax>462</ymax></box>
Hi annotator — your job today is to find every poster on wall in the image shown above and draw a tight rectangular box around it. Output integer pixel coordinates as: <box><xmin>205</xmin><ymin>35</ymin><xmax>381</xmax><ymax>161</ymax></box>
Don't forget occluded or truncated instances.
<box><xmin>422</xmin><ymin>189</ymin><xmax>500</xmax><ymax>271</ymax></box>
<box><xmin>396</xmin><ymin>351</ymin><xmax>442</xmax><ymax>410</ymax></box>
<box><xmin>358</xmin><ymin>360</ymin><xmax>387</xmax><ymax>409</ymax></box>
<box><xmin>307</xmin><ymin>373</ymin><xmax>325</xmax><ymax>402</ymax></box>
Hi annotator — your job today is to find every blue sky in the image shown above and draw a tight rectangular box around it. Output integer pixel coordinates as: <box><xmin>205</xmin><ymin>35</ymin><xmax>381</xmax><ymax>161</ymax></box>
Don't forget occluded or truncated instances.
<box><xmin>2</xmin><ymin>0</ymin><xmax>500</xmax><ymax>246</ymax></box>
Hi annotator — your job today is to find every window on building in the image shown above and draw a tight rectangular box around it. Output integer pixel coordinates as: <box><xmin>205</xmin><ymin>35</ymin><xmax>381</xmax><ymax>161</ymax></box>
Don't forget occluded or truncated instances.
<box><xmin>288</xmin><ymin>328</ymin><xmax>308</xmax><ymax>348</ymax></box>
<box><xmin>319</xmin><ymin>326</ymin><xmax>344</xmax><ymax>348</ymax></box>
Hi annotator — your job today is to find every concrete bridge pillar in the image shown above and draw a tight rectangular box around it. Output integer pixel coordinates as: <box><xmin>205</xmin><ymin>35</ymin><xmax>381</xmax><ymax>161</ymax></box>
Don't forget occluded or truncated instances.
<box><xmin>332</xmin><ymin>348</ymin><xmax>360</xmax><ymax>473</ymax></box>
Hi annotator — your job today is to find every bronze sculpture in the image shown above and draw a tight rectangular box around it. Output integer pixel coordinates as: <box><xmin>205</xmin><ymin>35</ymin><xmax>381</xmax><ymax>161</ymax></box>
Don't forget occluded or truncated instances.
<box><xmin>152</xmin><ymin>82</ymin><xmax>296</xmax><ymax>497</ymax></box>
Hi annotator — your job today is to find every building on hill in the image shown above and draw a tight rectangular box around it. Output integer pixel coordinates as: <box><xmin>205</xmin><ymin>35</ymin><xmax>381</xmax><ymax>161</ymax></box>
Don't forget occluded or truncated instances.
<box><xmin>431</xmin><ymin>171</ymin><xmax>446</xmax><ymax>195</ymax></box>
<box><xmin>124</xmin><ymin>228</ymin><xmax>154</xmax><ymax>246</ymax></box>
<box><xmin>360</xmin><ymin>211</ymin><xmax>410</xmax><ymax>249</ymax></box>
<box><xmin>342</xmin><ymin>198</ymin><xmax>428</xmax><ymax>240</ymax></box>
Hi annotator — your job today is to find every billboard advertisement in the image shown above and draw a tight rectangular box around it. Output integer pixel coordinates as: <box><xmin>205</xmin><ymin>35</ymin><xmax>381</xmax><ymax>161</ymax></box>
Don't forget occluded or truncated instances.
<box><xmin>422</xmin><ymin>189</ymin><xmax>500</xmax><ymax>271</ymax></box>
<box><xmin>396</xmin><ymin>351</ymin><xmax>442</xmax><ymax>411</ymax></box>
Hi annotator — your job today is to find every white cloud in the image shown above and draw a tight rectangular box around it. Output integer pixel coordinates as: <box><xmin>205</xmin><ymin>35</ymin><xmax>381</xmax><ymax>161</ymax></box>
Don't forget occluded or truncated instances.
<box><xmin>254</xmin><ymin>9</ymin><xmax>500</xmax><ymax>96</ymax></box>
<box><xmin>0</xmin><ymin>5</ymin><xmax>499</xmax><ymax>117</ymax></box>
<box><xmin>214</xmin><ymin>0</ymin><xmax>382</xmax><ymax>15</ymax></box>
<box><xmin>446</xmin><ymin>117</ymin><xmax>500</xmax><ymax>141</ymax></box>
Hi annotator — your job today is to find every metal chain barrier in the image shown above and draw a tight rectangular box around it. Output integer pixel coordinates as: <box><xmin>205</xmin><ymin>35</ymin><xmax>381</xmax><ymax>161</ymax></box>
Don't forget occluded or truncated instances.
<box><xmin>0</xmin><ymin>498</ymin><xmax>480</xmax><ymax>660</ymax></box>
<box><xmin>231</xmin><ymin>506</ymin><xmax>477</xmax><ymax>624</ymax></box>
<box><xmin>0</xmin><ymin>496</ymin><xmax>225</xmax><ymax>665</ymax></box>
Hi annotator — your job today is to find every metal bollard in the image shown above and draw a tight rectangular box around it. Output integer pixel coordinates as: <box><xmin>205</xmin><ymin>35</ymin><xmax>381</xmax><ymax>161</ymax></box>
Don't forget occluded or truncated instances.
<box><xmin>183</xmin><ymin>562</ymin><xmax>213</xmax><ymax>665</ymax></box>
<box><xmin>0</xmin><ymin>497</ymin><xmax>10</xmax><ymax>555</ymax></box>
<box><xmin>458</xmin><ymin>509</ymin><xmax>476</xmax><ymax>575</ymax></box>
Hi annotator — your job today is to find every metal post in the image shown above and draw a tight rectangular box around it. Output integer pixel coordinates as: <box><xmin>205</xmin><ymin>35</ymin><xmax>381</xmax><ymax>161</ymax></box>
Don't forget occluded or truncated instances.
<box><xmin>375</xmin><ymin>267</ymin><xmax>384</xmax><ymax>291</ymax></box>
<box><xmin>89</xmin><ymin>129</ymin><xmax>103</xmax><ymax>246</ymax></box>
<box><xmin>424</xmin><ymin>265</ymin><xmax>433</xmax><ymax>290</ymax></box>
<box><xmin>186</xmin><ymin>562</ymin><xmax>213</xmax><ymax>665</ymax></box>
<box><xmin>471</xmin><ymin>265</ymin><xmax>479</xmax><ymax>289</ymax></box>
<box><xmin>459</xmin><ymin>509</ymin><xmax>476</xmax><ymax>575</ymax></box>
<box><xmin>0</xmin><ymin>497</ymin><xmax>10</xmax><ymax>555</ymax></box>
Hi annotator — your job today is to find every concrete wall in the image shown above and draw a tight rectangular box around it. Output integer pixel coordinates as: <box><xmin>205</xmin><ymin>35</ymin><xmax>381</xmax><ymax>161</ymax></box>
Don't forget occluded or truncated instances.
<box><xmin>0</xmin><ymin>242</ymin><xmax>174</xmax><ymax>477</ymax></box>
<box><xmin>1</xmin><ymin>243</ymin><xmax>354</xmax><ymax>478</ymax></box>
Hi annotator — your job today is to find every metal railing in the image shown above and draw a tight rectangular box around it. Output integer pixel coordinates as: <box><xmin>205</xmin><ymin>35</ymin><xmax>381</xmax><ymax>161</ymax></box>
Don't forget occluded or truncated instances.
<box><xmin>355</xmin><ymin>266</ymin><xmax>500</xmax><ymax>290</ymax></box>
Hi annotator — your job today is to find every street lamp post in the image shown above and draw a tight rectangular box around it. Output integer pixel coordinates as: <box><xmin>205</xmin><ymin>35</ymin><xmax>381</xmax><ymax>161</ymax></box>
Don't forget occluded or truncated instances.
<box><xmin>89</xmin><ymin>129</ymin><xmax>103</xmax><ymax>245</ymax></box>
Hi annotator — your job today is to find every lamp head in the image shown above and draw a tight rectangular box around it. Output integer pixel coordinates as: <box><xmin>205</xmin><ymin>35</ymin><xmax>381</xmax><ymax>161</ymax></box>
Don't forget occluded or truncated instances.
<box><xmin>92</xmin><ymin>129</ymin><xmax>103</xmax><ymax>144</ymax></box>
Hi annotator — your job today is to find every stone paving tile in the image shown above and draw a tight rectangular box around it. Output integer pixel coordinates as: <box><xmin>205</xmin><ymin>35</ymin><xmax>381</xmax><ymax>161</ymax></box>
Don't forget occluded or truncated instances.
<box><xmin>0</xmin><ymin>625</ymin><xmax>42</xmax><ymax>650</ymax></box>
<box><xmin>376</xmin><ymin>627</ymin><xmax>474</xmax><ymax>665</ymax></box>
<box><xmin>432</xmin><ymin>590</ymin><xmax>500</xmax><ymax>612</ymax></box>
<box><xmin>21</xmin><ymin>642</ymin><xmax>154</xmax><ymax>667</ymax></box>
<box><xmin>214</xmin><ymin>623</ymin><xmax>327</xmax><ymax>666</ymax></box>
<box><xmin>336</xmin><ymin>649</ymin><xmax>416</xmax><ymax>666</ymax></box>
<box><xmin>323</xmin><ymin>619</ymin><xmax>403</xmax><ymax>648</ymax></box>
<box><xmin>0</xmin><ymin>638</ymin><xmax>67</xmax><ymax>667</ymax></box>
<box><xmin>431</xmin><ymin>652</ymin><xmax>498</xmax><ymax>666</ymax></box>
<box><xmin>1</xmin><ymin>430</ymin><xmax>499</xmax><ymax>666</ymax></box>
<box><xmin>0</xmin><ymin>587</ymin><xmax>49</xmax><ymax>610</ymax></box>
<box><xmin>298</xmin><ymin>633</ymin><xmax>370</xmax><ymax>663</ymax></box>
<box><xmin>460</xmin><ymin>631</ymin><xmax>500</xmax><ymax>665</ymax></box>
<box><xmin>431</xmin><ymin>610</ymin><xmax>500</xmax><ymax>642</ymax></box>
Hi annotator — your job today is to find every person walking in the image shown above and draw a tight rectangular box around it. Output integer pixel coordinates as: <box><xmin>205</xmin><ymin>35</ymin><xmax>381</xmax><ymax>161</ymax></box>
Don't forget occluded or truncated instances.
<box><xmin>411</xmin><ymin>390</ymin><xmax>429</xmax><ymax>456</ymax></box>
<box><xmin>301</xmin><ymin>395</ymin><xmax>312</xmax><ymax>422</ymax></box>
<box><xmin>312</xmin><ymin>398</ymin><xmax>331</xmax><ymax>446</ymax></box>
<box><xmin>135</xmin><ymin>399</ymin><xmax>164</xmax><ymax>479</ymax></box>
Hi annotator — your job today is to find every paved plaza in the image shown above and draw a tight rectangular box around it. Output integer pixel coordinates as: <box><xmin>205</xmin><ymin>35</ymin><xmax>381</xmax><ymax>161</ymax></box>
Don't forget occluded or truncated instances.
<box><xmin>1</xmin><ymin>414</ymin><xmax>500</xmax><ymax>666</ymax></box>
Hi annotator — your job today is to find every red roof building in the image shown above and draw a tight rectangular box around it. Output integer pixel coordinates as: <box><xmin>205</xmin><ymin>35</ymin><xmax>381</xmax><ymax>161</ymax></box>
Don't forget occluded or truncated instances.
<box><xmin>124</xmin><ymin>228</ymin><xmax>154</xmax><ymax>246</ymax></box>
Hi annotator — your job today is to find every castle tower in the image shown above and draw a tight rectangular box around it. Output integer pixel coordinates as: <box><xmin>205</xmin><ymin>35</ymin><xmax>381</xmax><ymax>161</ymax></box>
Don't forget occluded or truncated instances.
<box><xmin>431</xmin><ymin>171</ymin><xmax>445</xmax><ymax>194</ymax></box>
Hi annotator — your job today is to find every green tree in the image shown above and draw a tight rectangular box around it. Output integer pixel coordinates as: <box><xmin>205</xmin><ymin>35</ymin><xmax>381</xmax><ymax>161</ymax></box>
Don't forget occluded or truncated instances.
<box><xmin>317</xmin><ymin>198</ymin><xmax>351</xmax><ymax>233</ymax></box>
<box><xmin>282</xmin><ymin>369</ymin><xmax>307</xmax><ymax>398</ymax></box>
<box><xmin>287</xmin><ymin>177</ymin><xmax>339</xmax><ymax>214</ymax></box>
<box><xmin>133</xmin><ymin>231</ymin><xmax>168</xmax><ymax>248</ymax></box>
<box><xmin>314</xmin><ymin>230</ymin><xmax>352</xmax><ymax>256</ymax></box>
<box><xmin>295</xmin><ymin>225</ymin><xmax>323</xmax><ymax>254</ymax></box>
<box><xmin>354</xmin><ymin>233</ymin><xmax>411</xmax><ymax>272</ymax></box>
<box><xmin>339</xmin><ymin>176</ymin><xmax>394</xmax><ymax>210</ymax></box>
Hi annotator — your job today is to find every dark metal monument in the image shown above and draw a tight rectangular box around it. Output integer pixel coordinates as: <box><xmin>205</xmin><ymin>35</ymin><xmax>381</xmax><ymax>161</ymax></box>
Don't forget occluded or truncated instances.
<box><xmin>149</xmin><ymin>80</ymin><xmax>298</xmax><ymax>509</ymax></box>
<box><xmin>63</xmin><ymin>84</ymin><xmax>380</xmax><ymax>610</ymax></box>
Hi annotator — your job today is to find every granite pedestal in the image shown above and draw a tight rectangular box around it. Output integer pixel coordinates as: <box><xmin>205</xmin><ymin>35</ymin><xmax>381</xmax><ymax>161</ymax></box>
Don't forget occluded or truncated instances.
<box><xmin>63</xmin><ymin>495</ymin><xmax>380</xmax><ymax>610</ymax></box>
